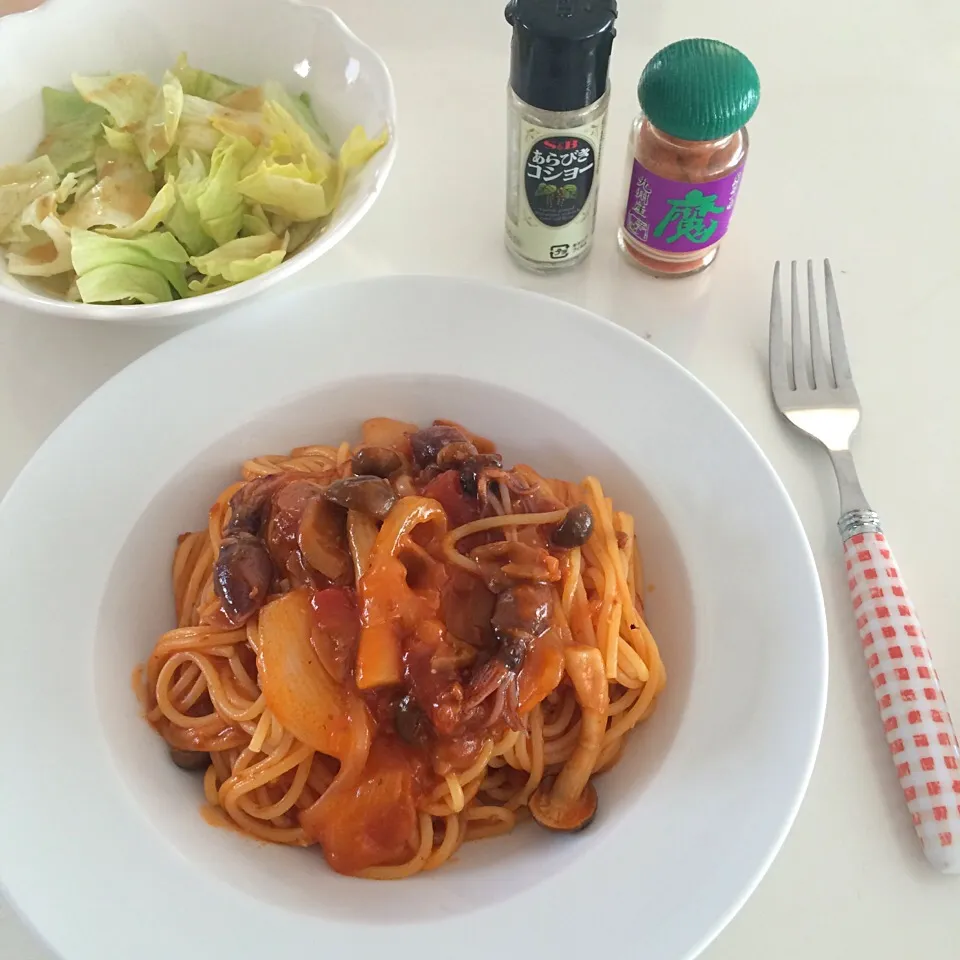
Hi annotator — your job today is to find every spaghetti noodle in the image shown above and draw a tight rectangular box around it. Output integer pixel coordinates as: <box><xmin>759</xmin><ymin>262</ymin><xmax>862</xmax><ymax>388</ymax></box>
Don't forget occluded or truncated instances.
<box><xmin>140</xmin><ymin>417</ymin><xmax>665</xmax><ymax>877</ymax></box>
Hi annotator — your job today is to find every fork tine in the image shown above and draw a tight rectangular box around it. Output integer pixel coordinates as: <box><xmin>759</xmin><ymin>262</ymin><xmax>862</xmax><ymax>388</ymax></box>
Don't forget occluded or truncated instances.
<box><xmin>790</xmin><ymin>261</ymin><xmax>807</xmax><ymax>390</ymax></box>
<box><xmin>824</xmin><ymin>259</ymin><xmax>852</xmax><ymax>384</ymax></box>
<box><xmin>806</xmin><ymin>260</ymin><xmax>833</xmax><ymax>388</ymax></box>
<box><xmin>769</xmin><ymin>262</ymin><xmax>787</xmax><ymax>392</ymax></box>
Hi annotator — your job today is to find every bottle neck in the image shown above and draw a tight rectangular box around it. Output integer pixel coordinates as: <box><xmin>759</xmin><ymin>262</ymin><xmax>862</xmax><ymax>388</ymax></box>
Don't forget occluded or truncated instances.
<box><xmin>634</xmin><ymin>114</ymin><xmax>747</xmax><ymax>180</ymax></box>
<box><xmin>638</xmin><ymin>115</ymin><xmax>738</xmax><ymax>154</ymax></box>
<box><xmin>509</xmin><ymin>83</ymin><xmax>611</xmax><ymax>128</ymax></box>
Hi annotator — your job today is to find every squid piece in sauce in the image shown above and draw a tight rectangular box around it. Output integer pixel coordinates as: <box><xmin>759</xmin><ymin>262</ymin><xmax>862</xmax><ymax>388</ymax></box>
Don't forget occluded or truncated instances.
<box><xmin>354</xmin><ymin>497</ymin><xmax>448</xmax><ymax>690</ymax></box>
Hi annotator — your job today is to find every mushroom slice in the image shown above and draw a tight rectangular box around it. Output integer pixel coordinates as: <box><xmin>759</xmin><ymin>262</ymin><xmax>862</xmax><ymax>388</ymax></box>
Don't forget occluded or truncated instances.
<box><xmin>529</xmin><ymin>645</ymin><xmax>607</xmax><ymax>833</ymax></box>
<box><xmin>351</xmin><ymin>446</ymin><xmax>403</xmax><ymax>478</ymax></box>
<box><xmin>346</xmin><ymin>509</ymin><xmax>378</xmax><ymax>582</ymax></box>
<box><xmin>323</xmin><ymin>476</ymin><xmax>397</xmax><ymax>520</ymax></box>
<box><xmin>168</xmin><ymin>747</ymin><xmax>210</xmax><ymax>771</ymax></box>
<box><xmin>529</xmin><ymin>779</ymin><xmax>597</xmax><ymax>832</ymax></box>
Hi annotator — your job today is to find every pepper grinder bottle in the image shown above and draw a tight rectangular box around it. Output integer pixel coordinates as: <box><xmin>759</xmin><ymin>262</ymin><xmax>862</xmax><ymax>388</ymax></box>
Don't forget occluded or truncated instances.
<box><xmin>618</xmin><ymin>39</ymin><xmax>759</xmax><ymax>277</ymax></box>
<box><xmin>504</xmin><ymin>0</ymin><xmax>617</xmax><ymax>273</ymax></box>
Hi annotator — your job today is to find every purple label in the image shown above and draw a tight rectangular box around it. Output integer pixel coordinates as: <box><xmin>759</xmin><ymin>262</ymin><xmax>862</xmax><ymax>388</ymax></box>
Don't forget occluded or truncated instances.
<box><xmin>622</xmin><ymin>160</ymin><xmax>744</xmax><ymax>253</ymax></box>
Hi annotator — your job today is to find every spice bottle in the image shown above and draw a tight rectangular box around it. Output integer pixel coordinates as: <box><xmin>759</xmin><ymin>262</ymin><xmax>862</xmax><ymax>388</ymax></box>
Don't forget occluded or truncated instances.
<box><xmin>504</xmin><ymin>0</ymin><xmax>617</xmax><ymax>272</ymax></box>
<box><xmin>618</xmin><ymin>38</ymin><xmax>759</xmax><ymax>277</ymax></box>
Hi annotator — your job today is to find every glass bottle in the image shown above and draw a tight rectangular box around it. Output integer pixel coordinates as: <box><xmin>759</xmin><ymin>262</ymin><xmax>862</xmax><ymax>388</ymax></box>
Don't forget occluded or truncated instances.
<box><xmin>504</xmin><ymin>0</ymin><xmax>617</xmax><ymax>273</ymax></box>
<box><xmin>618</xmin><ymin>38</ymin><xmax>760</xmax><ymax>278</ymax></box>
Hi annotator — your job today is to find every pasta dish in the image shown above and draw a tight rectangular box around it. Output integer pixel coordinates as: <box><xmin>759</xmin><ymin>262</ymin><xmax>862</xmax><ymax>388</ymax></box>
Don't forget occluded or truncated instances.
<box><xmin>140</xmin><ymin>418</ymin><xmax>665</xmax><ymax>877</ymax></box>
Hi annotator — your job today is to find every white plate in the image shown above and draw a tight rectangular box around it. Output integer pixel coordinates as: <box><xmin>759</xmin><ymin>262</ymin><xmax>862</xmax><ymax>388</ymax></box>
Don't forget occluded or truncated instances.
<box><xmin>0</xmin><ymin>277</ymin><xmax>826</xmax><ymax>960</ymax></box>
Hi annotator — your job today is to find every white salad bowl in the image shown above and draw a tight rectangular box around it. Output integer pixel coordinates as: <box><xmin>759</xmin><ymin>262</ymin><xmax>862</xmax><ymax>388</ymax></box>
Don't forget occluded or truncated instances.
<box><xmin>0</xmin><ymin>0</ymin><xmax>396</xmax><ymax>322</ymax></box>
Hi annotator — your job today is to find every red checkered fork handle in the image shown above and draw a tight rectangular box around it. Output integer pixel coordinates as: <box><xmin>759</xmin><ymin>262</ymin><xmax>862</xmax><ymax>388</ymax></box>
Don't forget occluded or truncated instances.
<box><xmin>845</xmin><ymin>529</ymin><xmax>960</xmax><ymax>871</ymax></box>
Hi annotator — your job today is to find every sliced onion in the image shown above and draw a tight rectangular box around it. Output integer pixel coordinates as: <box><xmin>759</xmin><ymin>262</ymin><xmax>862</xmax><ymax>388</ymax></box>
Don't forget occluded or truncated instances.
<box><xmin>257</xmin><ymin>589</ymin><xmax>351</xmax><ymax>759</ymax></box>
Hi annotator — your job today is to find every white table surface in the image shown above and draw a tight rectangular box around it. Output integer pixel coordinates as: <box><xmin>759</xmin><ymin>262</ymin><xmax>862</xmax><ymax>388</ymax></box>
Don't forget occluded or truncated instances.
<box><xmin>2</xmin><ymin>0</ymin><xmax>959</xmax><ymax>956</ymax></box>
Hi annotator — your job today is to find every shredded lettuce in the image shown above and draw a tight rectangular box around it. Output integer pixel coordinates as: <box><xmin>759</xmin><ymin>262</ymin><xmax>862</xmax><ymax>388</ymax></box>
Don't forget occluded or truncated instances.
<box><xmin>241</xmin><ymin>203</ymin><xmax>273</xmax><ymax>237</ymax></box>
<box><xmin>261</xmin><ymin>80</ymin><xmax>332</xmax><ymax>152</ymax></box>
<box><xmin>2</xmin><ymin>55</ymin><xmax>389</xmax><ymax>304</ymax></box>
<box><xmin>134</xmin><ymin>72</ymin><xmax>184</xmax><ymax>171</ymax></box>
<box><xmin>99</xmin><ymin>180</ymin><xmax>177</xmax><ymax>239</ymax></box>
<box><xmin>286</xmin><ymin>219</ymin><xmax>321</xmax><ymax>254</ymax></box>
<box><xmin>234</xmin><ymin>101</ymin><xmax>339</xmax><ymax>221</ymax></box>
<box><xmin>5</xmin><ymin>193</ymin><xmax>73</xmax><ymax>276</ymax></box>
<box><xmin>37</xmin><ymin>88</ymin><xmax>107</xmax><ymax>175</ymax></box>
<box><xmin>55</xmin><ymin>167</ymin><xmax>96</xmax><ymax>205</ymax></box>
<box><xmin>172</xmin><ymin>95</ymin><xmax>223</xmax><ymax>154</ymax></box>
<box><xmin>236</xmin><ymin>105</ymin><xmax>387</xmax><ymax>222</ymax></box>
<box><xmin>195</xmin><ymin>135</ymin><xmax>256</xmax><ymax>245</ymax></box>
<box><xmin>0</xmin><ymin>157</ymin><xmax>60</xmax><ymax>237</ymax></box>
<box><xmin>62</xmin><ymin>147</ymin><xmax>158</xmax><ymax>232</ymax></box>
<box><xmin>102</xmin><ymin>125</ymin><xmax>139</xmax><ymax>155</ymax></box>
<box><xmin>94</xmin><ymin>144</ymin><xmax>156</xmax><ymax>196</ymax></box>
<box><xmin>71</xmin><ymin>229</ymin><xmax>189</xmax><ymax>302</ymax></box>
<box><xmin>176</xmin><ymin>96</ymin><xmax>267</xmax><ymax>153</ymax></box>
<box><xmin>76</xmin><ymin>263</ymin><xmax>178</xmax><ymax>304</ymax></box>
<box><xmin>340</xmin><ymin>125</ymin><xmax>390</xmax><ymax>173</ymax></box>
<box><xmin>71</xmin><ymin>73</ymin><xmax>157</xmax><ymax>129</ymax></box>
<box><xmin>172</xmin><ymin>54</ymin><xmax>244</xmax><ymax>104</ymax></box>
<box><xmin>162</xmin><ymin>148</ymin><xmax>215</xmax><ymax>255</ymax></box>
<box><xmin>189</xmin><ymin>230</ymin><xmax>287</xmax><ymax>285</ymax></box>
<box><xmin>220</xmin><ymin>87</ymin><xmax>266</xmax><ymax>113</ymax></box>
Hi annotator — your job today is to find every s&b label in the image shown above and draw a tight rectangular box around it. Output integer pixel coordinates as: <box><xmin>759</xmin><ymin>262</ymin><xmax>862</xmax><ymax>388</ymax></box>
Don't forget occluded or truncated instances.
<box><xmin>524</xmin><ymin>136</ymin><xmax>596</xmax><ymax>228</ymax></box>
<box><xmin>505</xmin><ymin>110</ymin><xmax>607</xmax><ymax>267</ymax></box>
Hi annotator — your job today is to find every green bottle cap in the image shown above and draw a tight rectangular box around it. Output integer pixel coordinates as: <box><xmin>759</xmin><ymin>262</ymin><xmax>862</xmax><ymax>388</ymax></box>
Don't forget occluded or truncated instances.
<box><xmin>637</xmin><ymin>38</ymin><xmax>760</xmax><ymax>142</ymax></box>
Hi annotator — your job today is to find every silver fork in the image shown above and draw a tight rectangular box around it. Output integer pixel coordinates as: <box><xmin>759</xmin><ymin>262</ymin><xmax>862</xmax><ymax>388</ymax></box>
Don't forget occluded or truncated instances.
<box><xmin>770</xmin><ymin>260</ymin><xmax>959</xmax><ymax>873</ymax></box>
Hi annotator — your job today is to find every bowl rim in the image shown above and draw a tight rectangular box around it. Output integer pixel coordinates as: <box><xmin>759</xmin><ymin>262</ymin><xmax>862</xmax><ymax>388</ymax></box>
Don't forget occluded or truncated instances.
<box><xmin>0</xmin><ymin>0</ymin><xmax>398</xmax><ymax>322</ymax></box>
<box><xmin>0</xmin><ymin>275</ymin><xmax>828</xmax><ymax>960</ymax></box>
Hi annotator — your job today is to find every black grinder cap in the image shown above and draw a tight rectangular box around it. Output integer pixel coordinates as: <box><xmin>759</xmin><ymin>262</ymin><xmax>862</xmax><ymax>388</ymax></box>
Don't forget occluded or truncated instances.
<box><xmin>505</xmin><ymin>0</ymin><xmax>617</xmax><ymax>113</ymax></box>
